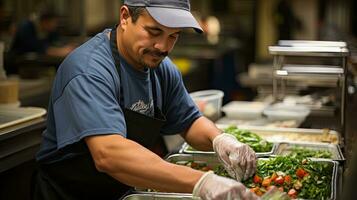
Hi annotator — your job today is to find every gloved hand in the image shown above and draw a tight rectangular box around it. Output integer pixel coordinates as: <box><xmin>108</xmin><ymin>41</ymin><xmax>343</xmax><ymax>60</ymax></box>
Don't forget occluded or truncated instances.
<box><xmin>192</xmin><ymin>171</ymin><xmax>260</xmax><ymax>200</ymax></box>
<box><xmin>213</xmin><ymin>133</ymin><xmax>257</xmax><ymax>181</ymax></box>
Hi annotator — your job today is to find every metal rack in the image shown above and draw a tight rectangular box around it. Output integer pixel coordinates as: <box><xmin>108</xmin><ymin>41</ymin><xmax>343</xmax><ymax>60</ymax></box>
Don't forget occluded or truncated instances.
<box><xmin>269</xmin><ymin>40</ymin><xmax>349</xmax><ymax>135</ymax></box>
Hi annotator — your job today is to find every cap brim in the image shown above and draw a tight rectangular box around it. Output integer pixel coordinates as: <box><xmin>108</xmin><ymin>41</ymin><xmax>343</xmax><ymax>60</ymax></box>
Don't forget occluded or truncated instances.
<box><xmin>146</xmin><ymin>7</ymin><xmax>203</xmax><ymax>34</ymax></box>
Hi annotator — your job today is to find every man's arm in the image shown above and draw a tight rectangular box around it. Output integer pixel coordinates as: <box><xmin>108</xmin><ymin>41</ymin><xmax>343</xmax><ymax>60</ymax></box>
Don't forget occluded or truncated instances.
<box><xmin>85</xmin><ymin>134</ymin><xmax>203</xmax><ymax>193</ymax></box>
<box><xmin>181</xmin><ymin>116</ymin><xmax>222</xmax><ymax>151</ymax></box>
<box><xmin>181</xmin><ymin>116</ymin><xmax>257</xmax><ymax>181</ymax></box>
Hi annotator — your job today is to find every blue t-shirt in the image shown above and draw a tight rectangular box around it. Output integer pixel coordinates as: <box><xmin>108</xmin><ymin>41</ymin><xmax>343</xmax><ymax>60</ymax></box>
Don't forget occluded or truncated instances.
<box><xmin>36</xmin><ymin>29</ymin><xmax>201</xmax><ymax>162</ymax></box>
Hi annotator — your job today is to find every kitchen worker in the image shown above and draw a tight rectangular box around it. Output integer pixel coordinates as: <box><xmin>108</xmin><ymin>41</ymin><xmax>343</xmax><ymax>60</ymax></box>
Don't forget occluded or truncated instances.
<box><xmin>33</xmin><ymin>0</ymin><xmax>258</xmax><ymax>199</ymax></box>
<box><xmin>10</xmin><ymin>10</ymin><xmax>75</xmax><ymax>57</ymax></box>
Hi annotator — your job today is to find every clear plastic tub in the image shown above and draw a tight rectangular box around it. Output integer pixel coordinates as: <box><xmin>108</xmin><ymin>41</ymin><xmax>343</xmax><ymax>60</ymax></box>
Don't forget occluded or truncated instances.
<box><xmin>263</xmin><ymin>103</ymin><xmax>310</xmax><ymax>124</ymax></box>
<box><xmin>222</xmin><ymin>101</ymin><xmax>268</xmax><ymax>119</ymax></box>
<box><xmin>189</xmin><ymin>90</ymin><xmax>224</xmax><ymax>121</ymax></box>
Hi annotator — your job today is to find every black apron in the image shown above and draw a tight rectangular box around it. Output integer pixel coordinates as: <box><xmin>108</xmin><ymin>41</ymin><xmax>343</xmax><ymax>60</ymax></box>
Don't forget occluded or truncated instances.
<box><xmin>33</xmin><ymin>27</ymin><xmax>167</xmax><ymax>200</ymax></box>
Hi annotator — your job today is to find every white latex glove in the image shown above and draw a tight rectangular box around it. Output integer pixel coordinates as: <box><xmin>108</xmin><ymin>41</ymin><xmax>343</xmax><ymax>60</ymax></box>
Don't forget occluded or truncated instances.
<box><xmin>193</xmin><ymin>171</ymin><xmax>260</xmax><ymax>200</ymax></box>
<box><xmin>213</xmin><ymin>133</ymin><xmax>257</xmax><ymax>181</ymax></box>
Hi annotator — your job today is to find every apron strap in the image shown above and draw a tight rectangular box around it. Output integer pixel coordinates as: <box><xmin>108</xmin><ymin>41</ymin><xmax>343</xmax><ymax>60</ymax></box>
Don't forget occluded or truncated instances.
<box><xmin>110</xmin><ymin>26</ymin><xmax>160</xmax><ymax>116</ymax></box>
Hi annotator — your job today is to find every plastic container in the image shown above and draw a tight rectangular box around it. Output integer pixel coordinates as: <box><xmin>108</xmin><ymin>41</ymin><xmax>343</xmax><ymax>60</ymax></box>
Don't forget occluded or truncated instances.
<box><xmin>222</xmin><ymin>101</ymin><xmax>267</xmax><ymax>119</ymax></box>
<box><xmin>189</xmin><ymin>90</ymin><xmax>224</xmax><ymax>121</ymax></box>
<box><xmin>263</xmin><ymin>103</ymin><xmax>310</xmax><ymax>124</ymax></box>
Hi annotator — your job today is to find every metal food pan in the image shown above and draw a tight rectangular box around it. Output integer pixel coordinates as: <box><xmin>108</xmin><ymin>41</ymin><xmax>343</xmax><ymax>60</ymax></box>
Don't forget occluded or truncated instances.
<box><xmin>136</xmin><ymin>154</ymin><xmax>338</xmax><ymax>200</ymax></box>
<box><xmin>216</xmin><ymin>124</ymin><xmax>340</xmax><ymax>144</ymax></box>
<box><xmin>166</xmin><ymin>155</ymin><xmax>338</xmax><ymax>200</ymax></box>
<box><xmin>135</xmin><ymin>154</ymin><xmax>223</xmax><ymax>193</ymax></box>
<box><xmin>257</xmin><ymin>157</ymin><xmax>339</xmax><ymax>200</ymax></box>
<box><xmin>179</xmin><ymin>142</ymin><xmax>276</xmax><ymax>157</ymax></box>
<box><xmin>166</xmin><ymin>153</ymin><xmax>221</xmax><ymax>167</ymax></box>
<box><xmin>273</xmin><ymin>142</ymin><xmax>345</xmax><ymax>162</ymax></box>
<box><xmin>122</xmin><ymin>193</ymin><xmax>194</xmax><ymax>200</ymax></box>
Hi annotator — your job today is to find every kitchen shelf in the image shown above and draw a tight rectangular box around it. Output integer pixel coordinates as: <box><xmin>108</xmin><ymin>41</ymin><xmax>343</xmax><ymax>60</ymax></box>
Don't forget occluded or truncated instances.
<box><xmin>270</xmin><ymin>40</ymin><xmax>349</xmax><ymax>135</ymax></box>
<box><xmin>278</xmin><ymin>40</ymin><xmax>347</xmax><ymax>48</ymax></box>
<box><xmin>269</xmin><ymin>46</ymin><xmax>349</xmax><ymax>57</ymax></box>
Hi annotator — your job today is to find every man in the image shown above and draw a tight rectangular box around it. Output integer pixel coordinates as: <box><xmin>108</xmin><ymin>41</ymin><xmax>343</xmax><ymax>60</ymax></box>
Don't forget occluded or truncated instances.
<box><xmin>10</xmin><ymin>10</ymin><xmax>75</xmax><ymax>57</ymax></box>
<box><xmin>34</xmin><ymin>0</ymin><xmax>258</xmax><ymax>199</ymax></box>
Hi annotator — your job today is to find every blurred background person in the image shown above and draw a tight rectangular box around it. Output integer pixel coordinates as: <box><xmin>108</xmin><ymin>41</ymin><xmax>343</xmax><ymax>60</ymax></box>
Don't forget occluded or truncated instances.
<box><xmin>10</xmin><ymin>9</ymin><xmax>75</xmax><ymax>58</ymax></box>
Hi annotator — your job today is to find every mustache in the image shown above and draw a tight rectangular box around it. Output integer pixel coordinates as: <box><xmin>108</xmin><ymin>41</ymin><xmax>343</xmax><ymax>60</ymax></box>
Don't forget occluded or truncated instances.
<box><xmin>143</xmin><ymin>48</ymin><xmax>168</xmax><ymax>58</ymax></box>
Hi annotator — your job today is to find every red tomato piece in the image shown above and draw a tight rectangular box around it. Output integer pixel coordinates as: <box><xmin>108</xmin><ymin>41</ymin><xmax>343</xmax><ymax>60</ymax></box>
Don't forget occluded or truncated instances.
<box><xmin>275</xmin><ymin>176</ymin><xmax>284</xmax><ymax>185</ymax></box>
<box><xmin>288</xmin><ymin>189</ymin><xmax>298</xmax><ymax>199</ymax></box>
<box><xmin>253</xmin><ymin>175</ymin><xmax>263</xmax><ymax>184</ymax></box>
<box><xmin>284</xmin><ymin>175</ymin><xmax>292</xmax><ymax>184</ymax></box>
<box><xmin>296</xmin><ymin>168</ymin><xmax>306</xmax><ymax>179</ymax></box>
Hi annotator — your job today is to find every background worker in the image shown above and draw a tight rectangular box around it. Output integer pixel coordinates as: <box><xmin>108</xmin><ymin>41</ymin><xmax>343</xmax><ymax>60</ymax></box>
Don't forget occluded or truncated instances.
<box><xmin>10</xmin><ymin>9</ymin><xmax>75</xmax><ymax>57</ymax></box>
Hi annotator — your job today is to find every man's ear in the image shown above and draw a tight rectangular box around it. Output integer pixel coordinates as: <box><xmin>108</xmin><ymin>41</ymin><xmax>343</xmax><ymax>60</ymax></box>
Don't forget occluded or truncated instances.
<box><xmin>120</xmin><ymin>5</ymin><xmax>131</xmax><ymax>30</ymax></box>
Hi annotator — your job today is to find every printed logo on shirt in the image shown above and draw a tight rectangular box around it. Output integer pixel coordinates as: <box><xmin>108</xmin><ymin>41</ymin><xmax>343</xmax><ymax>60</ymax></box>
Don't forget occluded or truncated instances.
<box><xmin>130</xmin><ymin>99</ymin><xmax>154</xmax><ymax>116</ymax></box>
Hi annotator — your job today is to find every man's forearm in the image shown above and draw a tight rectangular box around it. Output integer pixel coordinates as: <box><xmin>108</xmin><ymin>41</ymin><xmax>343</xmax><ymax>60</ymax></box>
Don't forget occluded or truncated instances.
<box><xmin>181</xmin><ymin>116</ymin><xmax>222</xmax><ymax>151</ymax></box>
<box><xmin>85</xmin><ymin>134</ymin><xmax>203</xmax><ymax>193</ymax></box>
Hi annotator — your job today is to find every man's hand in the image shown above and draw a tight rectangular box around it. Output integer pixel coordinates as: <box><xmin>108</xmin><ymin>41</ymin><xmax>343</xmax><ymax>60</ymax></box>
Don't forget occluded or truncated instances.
<box><xmin>213</xmin><ymin>133</ymin><xmax>257</xmax><ymax>181</ymax></box>
<box><xmin>193</xmin><ymin>171</ymin><xmax>260</xmax><ymax>200</ymax></box>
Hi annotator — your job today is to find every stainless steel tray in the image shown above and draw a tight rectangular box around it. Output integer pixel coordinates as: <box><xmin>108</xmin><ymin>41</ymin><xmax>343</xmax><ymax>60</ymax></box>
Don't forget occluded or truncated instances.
<box><xmin>165</xmin><ymin>154</ymin><xmax>338</xmax><ymax>200</ymax></box>
<box><xmin>259</xmin><ymin>158</ymin><xmax>338</xmax><ymax>200</ymax></box>
<box><xmin>122</xmin><ymin>193</ymin><xmax>194</xmax><ymax>200</ymax></box>
<box><xmin>135</xmin><ymin>154</ymin><xmax>225</xmax><ymax>193</ymax></box>
<box><xmin>166</xmin><ymin>153</ymin><xmax>221</xmax><ymax>167</ymax></box>
<box><xmin>179</xmin><ymin>142</ymin><xmax>276</xmax><ymax>157</ymax></box>
<box><xmin>273</xmin><ymin>142</ymin><xmax>345</xmax><ymax>161</ymax></box>
<box><xmin>216</xmin><ymin>124</ymin><xmax>340</xmax><ymax>144</ymax></box>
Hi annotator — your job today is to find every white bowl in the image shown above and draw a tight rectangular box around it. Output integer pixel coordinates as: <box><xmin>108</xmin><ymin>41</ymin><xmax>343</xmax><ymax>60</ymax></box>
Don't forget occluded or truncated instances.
<box><xmin>263</xmin><ymin>103</ymin><xmax>310</xmax><ymax>124</ymax></box>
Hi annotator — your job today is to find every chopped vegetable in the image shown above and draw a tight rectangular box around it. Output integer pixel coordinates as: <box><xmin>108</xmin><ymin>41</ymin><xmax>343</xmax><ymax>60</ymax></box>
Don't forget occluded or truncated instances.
<box><xmin>288</xmin><ymin>189</ymin><xmax>298</xmax><ymax>199</ymax></box>
<box><xmin>186</xmin><ymin>126</ymin><xmax>273</xmax><ymax>153</ymax></box>
<box><xmin>223</xmin><ymin>126</ymin><xmax>273</xmax><ymax>152</ymax></box>
<box><xmin>275</xmin><ymin>176</ymin><xmax>284</xmax><ymax>185</ymax></box>
<box><xmin>253</xmin><ymin>175</ymin><xmax>263</xmax><ymax>184</ymax></box>
<box><xmin>242</xmin><ymin>156</ymin><xmax>333</xmax><ymax>199</ymax></box>
<box><xmin>287</xmin><ymin>147</ymin><xmax>333</xmax><ymax>159</ymax></box>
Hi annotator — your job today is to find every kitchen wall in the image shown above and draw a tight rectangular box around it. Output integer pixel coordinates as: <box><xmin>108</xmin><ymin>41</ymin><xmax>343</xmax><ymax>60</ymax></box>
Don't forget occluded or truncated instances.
<box><xmin>255</xmin><ymin>0</ymin><xmax>319</xmax><ymax>61</ymax></box>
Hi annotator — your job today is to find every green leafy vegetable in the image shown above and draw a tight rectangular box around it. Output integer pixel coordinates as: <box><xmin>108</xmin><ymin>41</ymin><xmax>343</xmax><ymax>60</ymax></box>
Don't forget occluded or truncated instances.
<box><xmin>287</xmin><ymin>147</ymin><xmax>333</xmax><ymax>159</ymax></box>
<box><xmin>243</xmin><ymin>156</ymin><xmax>333</xmax><ymax>199</ymax></box>
<box><xmin>224</xmin><ymin>126</ymin><xmax>273</xmax><ymax>152</ymax></box>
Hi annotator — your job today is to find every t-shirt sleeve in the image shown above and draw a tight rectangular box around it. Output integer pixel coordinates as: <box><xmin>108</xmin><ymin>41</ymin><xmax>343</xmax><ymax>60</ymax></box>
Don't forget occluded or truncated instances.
<box><xmin>53</xmin><ymin>74</ymin><xmax>126</xmax><ymax>149</ymax></box>
<box><xmin>160</xmin><ymin>59</ymin><xmax>202</xmax><ymax>135</ymax></box>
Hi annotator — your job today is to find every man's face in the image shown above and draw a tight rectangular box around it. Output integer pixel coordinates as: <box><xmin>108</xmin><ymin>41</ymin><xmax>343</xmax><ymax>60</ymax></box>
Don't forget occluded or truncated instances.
<box><xmin>120</xmin><ymin>8</ymin><xmax>181</xmax><ymax>70</ymax></box>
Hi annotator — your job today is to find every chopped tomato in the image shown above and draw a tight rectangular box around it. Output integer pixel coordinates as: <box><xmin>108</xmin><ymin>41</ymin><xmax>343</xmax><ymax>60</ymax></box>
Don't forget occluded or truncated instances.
<box><xmin>262</xmin><ymin>177</ymin><xmax>271</xmax><ymax>187</ymax></box>
<box><xmin>296</xmin><ymin>168</ymin><xmax>307</xmax><ymax>179</ymax></box>
<box><xmin>190</xmin><ymin>162</ymin><xmax>198</xmax><ymax>169</ymax></box>
<box><xmin>288</xmin><ymin>189</ymin><xmax>298</xmax><ymax>199</ymax></box>
<box><xmin>256</xmin><ymin>190</ymin><xmax>264</xmax><ymax>196</ymax></box>
<box><xmin>271</xmin><ymin>172</ymin><xmax>278</xmax><ymax>181</ymax></box>
<box><xmin>253</xmin><ymin>175</ymin><xmax>263</xmax><ymax>184</ymax></box>
<box><xmin>275</xmin><ymin>176</ymin><xmax>284</xmax><ymax>185</ymax></box>
<box><xmin>250</xmin><ymin>187</ymin><xmax>258</xmax><ymax>193</ymax></box>
<box><xmin>284</xmin><ymin>175</ymin><xmax>292</xmax><ymax>184</ymax></box>
<box><xmin>200</xmin><ymin>166</ymin><xmax>211</xmax><ymax>171</ymax></box>
<box><xmin>250</xmin><ymin>187</ymin><xmax>263</xmax><ymax>196</ymax></box>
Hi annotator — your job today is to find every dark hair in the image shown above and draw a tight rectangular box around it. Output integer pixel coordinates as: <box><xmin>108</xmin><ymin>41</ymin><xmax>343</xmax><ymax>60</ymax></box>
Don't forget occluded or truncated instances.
<box><xmin>126</xmin><ymin>5</ymin><xmax>145</xmax><ymax>23</ymax></box>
